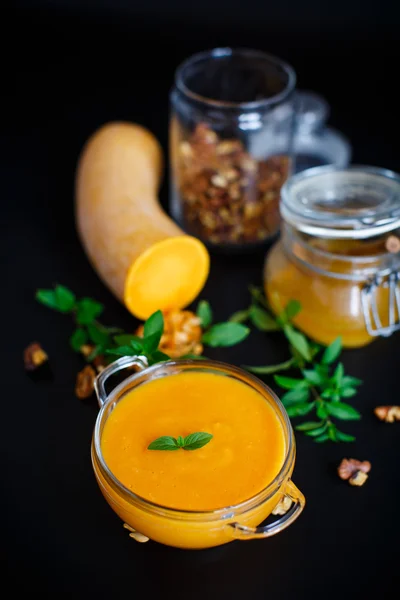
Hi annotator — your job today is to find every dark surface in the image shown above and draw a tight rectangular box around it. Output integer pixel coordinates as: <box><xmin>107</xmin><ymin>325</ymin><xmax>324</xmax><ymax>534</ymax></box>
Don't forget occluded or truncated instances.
<box><xmin>2</xmin><ymin>3</ymin><xmax>400</xmax><ymax>599</ymax></box>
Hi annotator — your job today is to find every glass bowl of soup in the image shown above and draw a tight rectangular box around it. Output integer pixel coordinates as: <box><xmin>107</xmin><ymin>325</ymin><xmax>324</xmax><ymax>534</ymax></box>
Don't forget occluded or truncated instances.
<box><xmin>91</xmin><ymin>356</ymin><xmax>305</xmax><ymax>549</ymax></box>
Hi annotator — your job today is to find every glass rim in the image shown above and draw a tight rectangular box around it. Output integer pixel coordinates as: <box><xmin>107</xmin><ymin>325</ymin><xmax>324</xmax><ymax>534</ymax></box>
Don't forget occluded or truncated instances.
<box><xmin>93</xmin><ymin>358</ymin><xmax>295</xmax><ymax>521</ymax></box>
<box><xmin>280</xmin><ymin>164</ymin><xmax>400</xmax><ymax>239</ymax></box>
<box><xmin>174</xmin><ymin>47</ymin><xmax>297</xmax><ymax>110</ymax></box>
<box><xmin>283</xmin><ymin>226</ymin><xmax>397</xmax><ymax>282</ymax></box>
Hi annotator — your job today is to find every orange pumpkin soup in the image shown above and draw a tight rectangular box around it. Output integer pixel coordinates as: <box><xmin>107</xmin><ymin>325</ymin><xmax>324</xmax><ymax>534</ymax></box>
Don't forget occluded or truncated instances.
<box><xmin>101</xmin><ymin>371</ymin><xmax>286</xmax><ymax>511</ymax></box>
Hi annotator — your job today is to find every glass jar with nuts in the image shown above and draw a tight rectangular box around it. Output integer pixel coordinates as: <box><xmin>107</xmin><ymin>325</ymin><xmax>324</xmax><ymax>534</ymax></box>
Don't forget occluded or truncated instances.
<box><xmin>170</xmin><ymin>48</ymin><xmax>296</xmax><ymax>250</ymax></box>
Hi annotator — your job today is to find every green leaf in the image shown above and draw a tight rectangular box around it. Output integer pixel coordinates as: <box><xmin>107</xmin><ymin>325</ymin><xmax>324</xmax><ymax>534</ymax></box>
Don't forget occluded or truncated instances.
<box><xmin>321</xmin><ymin>336</ymin><xmax>342</xmax><ymax>365</ymax></box>
<box><xmin>76</xmin><ymin>297</ymin><xmax>104</xmax><ymax>325</ymax></box>
<box><xmin>142</xmin><ymin>310</ymin><xmax>164</xmax><ymax>351</ymax></box>
<box><xmin>314</xmin><ymin>433</ymin><xmax>330</xmax><ymax>443</ymax></box>
<box><xmin>87</xmin><ymin>323</ymin><xmax>111</xmax><ymax>348</ymax></box>
<box><xmin>281</xmin><ymin>388</ymin><xmax>310</xmax><ymax>406</ymax></box>
<box><xmin>143</xmin><ymin>310</ymin><xmax>164</xmax><ymax>339</ymax></box>
<box><xmin>326</xmin><ymin>402</ymin><xmax>361</xmax><ymax>421</ymax></box>
<box><xmin>36</xmin><ymin>285</ymin><xmax>76</xmax><ymax>313</ymax></box>
<box><xmin>147</xmin><ymin>350</ymin><xmax>171</xmax><ymax>365</ymax></box>
<box><xmin>333</xmin><ymin>362</ymin><xmax>344</xmax><ymax>387</ymax></box>
<box><xmin>36</xmin><ymin>289</ymin><xmax>59</xmax><ymax>311</ymax></box>
<box><xmin>196</xmin><ymin>300</ymin><xmax>213</xmax><ymax>328</ymax></box>
<box><xmin>249</xmin><ymin>305</ymin><xmax>280</xmax><ymax>332</ymax></box>
<box><xmin>181</xmin><ymin>353</ymin><xmax>206</xmax><ymax>360</ymax></box>
<box><xmin>286</xmin><ymin>402</ymin><xmax>315</xmax><ymax>417</ymax></box>
<box><xmin>283</xmin><ymin>325</ymin><xmax>311</xmax><ymax>362</ymax></box>
<box><xmin>183</xmin><ymin>432</ymin><xmax>213</xmax><ymax>450</ymax></box>
<box><xmin>244</xmin><ymin>358</ymin><xmax>295</xmax><ymax>375</ymax></box>
<box><xmin>315</xmin><ymin>363</ymin><xmax>330</xmax><ymax>377</ymax></box>
<box><xmin>274</xmin><ymin>375</ymin><xmax>308</xmax><ymax>390</ymax></box>
<box><xmin>176</xmin><ymin>435</ymin><xmax>185</xmax><ymax>447</ymax></box>
<box><xmin>55</xmin><ymin>285</ymin><xmax>76</xmax><ymax>312</ymax></box>
<box><xmin>302</xmin><ymin>369</ymin><xmax>325</xmax><ymax>386</ymax></box>
<box><xmin>295</xmin><ymin>421</ymin><xmax>323</xmax><ymax>431</ymax></box>
<box><xmin>147</xmin><ymin>436</ymin><xmax>180</xmax><ymax>451</ymax></box>
<box><xmin>130</xmin><ymin>339</ymin><xmax>145</xmax><ymax>353</ymax></box>
<box><xmin>282</xmin><ymin>299</ymin><xmax>302</xmax><ymax>322</ymax></box>
<box><xmin>340</xmin><ymin>387</ymin><xmax>358</xmax><ymax>398</ymax></box>
<box><xmin>113</xmin><ymin>334</ymin><xmax>142</xmax><ymax>346</ymax></box>
<box><xmin>335</xmin><ymin>430</ymin><xmax>356</xmax><ymax>442</ymax></box>
<box><xmin>229</xmin><ymin>309</ymin><xmax>250</xmax><ymax>323</ymax></box>
<box><xmin>317</xmin><ymin>403</ymin><xmax>329</xmax><ymax>419</ymax></box>
<box><xmin>305</xmin><ymin>424</ymin><xmax>329</xmax><ymax>437</ymax></box>
<box><xmin>341</xmin><ymin>375</ymin><xmax>362</xmax><ymax>387</ymax></box>
<box><xmin>70</xmin><ymin>328</ymin><xmax>88</xmax><ymax>352</ymax></box>
<box><xmin>142</xmin><ymin>331</ymin><xmax>163</xmax><ymax>354</ymax></box>
<box><xmin>328</xmin><ymin>425</ymin><xmax>338</xmax><ymax>441</ymax></box>
<box><xmin>202</xmin><ymin>323</ymin><xmax>249</xmax><ymax>347</ymax></box>
<box><xmin>321</xmin><ymin>389</ymin><xmax>333</xmax><ymax>399</ymax></box>
<box><xmin>106</xmin><ymin>345</ymin><xmax>137</xmax><ymax>357</ymax></box>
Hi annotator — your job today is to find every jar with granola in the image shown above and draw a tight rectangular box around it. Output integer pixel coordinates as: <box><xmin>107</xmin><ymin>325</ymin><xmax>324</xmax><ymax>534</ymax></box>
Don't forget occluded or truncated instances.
<box><xmin>170</xmin><ymin>48</ymin><xmax>296</xmax><ymax>250</ymax></box>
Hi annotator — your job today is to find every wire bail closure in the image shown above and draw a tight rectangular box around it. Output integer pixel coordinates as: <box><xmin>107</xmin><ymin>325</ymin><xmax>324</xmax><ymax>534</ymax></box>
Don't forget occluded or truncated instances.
<box><xmin>361</xmin><ymin>270</ymin><xmax>400</xmax><ymax>337</ymax></box>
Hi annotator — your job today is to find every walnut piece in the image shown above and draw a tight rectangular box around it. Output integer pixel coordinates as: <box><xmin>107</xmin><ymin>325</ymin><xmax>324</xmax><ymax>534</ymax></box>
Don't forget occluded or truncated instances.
<box><xmin>24</xmin><ymin>342</ymin><xmax>48</xmax><ymax>371</ymax></box>
<box><xmin>136</xmin><ymin>309</ymin><xmax>203</xmax><ymax>358</ymax></box>
<box><xmin>272</xmin><ymin>495</ymin><xmax>293</xmax><ymax>515</ymax></box>
<box><xmin>349</xmin><ymin>471</ymin><xmax>369</xmax><ymax>487</ymax></box>
<box><xmin>75</xmin><ymin>365</ymin><xmax>96</xmax><ymax>399</ymax></box>
<box><xmin>338</xmin><ymin>458</ymin><xmax>371</xmax><ymax>486</ymax></box>
<box><xmin>374</xmin><ymin>405</ymin><xmax>400</xmax><ymax>423</ymax></box>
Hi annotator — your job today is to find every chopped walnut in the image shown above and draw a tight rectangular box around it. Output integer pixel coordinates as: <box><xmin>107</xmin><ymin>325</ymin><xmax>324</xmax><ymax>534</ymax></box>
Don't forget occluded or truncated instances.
<box><xmin>374</xmin><ymin>405</ymin><xmax>400</xmax><ymax>423</ymax></box>
<box><xmin>24</xmin><ymin>342</ymin><xmax>48</xmax><ymax>371</ymax></box>
<box><xmin>349</xmin><ymin>471</ymin><xmax>369</xmax><ymax>487</ymax></box>
<box><xmin>75</xmin><ymin>365</ymin><xmax>96</xmax><ymax>399</ymax></box>
<box><xmin>136</xmin><ymin>309</ymin><xmax>203</xmax><ymax>358</ymax></box>
<box><xmin>338</xmin><ymin>458</ymin><xmax>371</xmax><ymax>486</ymax></box>
<box><xmin>174</xmin><ymin>122</ymin><xmax>289</xmax><ymax>245</ymax></box>
<box><xmin>385</xmin><ymin>235</ymin><xmax>400</xmax><ymax>253</ymax></box>
<box><xmin>272</xmin><ymin>495</ymin><xmax>293</xmax><ymax>515</ymax></box>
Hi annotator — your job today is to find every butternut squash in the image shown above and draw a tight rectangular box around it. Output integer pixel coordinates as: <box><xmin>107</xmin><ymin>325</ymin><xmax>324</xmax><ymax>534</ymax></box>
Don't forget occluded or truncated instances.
<box><xmin>75</xmin><ymin>122</ymin><xmax>210</xmax><ymax>319</ymax></box>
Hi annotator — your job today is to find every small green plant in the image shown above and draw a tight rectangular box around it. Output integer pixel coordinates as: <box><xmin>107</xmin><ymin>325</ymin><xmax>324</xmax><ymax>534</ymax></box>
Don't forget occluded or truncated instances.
<box><xmin>235</xmin><ymin>287</ymin><xmax>362</xmax><ymax>443</ymax></box>
<box><xmin>36</xmin><ymin>286</ymin><xmax>250</xmax><ymax>367</ymax></box>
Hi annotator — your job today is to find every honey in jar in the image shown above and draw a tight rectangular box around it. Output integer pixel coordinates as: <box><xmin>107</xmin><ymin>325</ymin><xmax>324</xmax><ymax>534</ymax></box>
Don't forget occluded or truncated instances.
<box><xmin>264</xmin><ymin>166</ymin><xmax>400</xmax><ymax>348</ymax></box>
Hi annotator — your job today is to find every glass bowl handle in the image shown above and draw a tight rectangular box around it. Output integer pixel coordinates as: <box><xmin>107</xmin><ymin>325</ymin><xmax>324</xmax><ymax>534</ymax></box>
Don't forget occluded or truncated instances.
<box><xmin>94</xmin><ymin>355</ymin><xmax>149</xmax><ymax>407</ymax></box>
<box><xmin>228</xmin><ymin>480</ymin><xmax>305</xmax><ymax>540</ymax></box>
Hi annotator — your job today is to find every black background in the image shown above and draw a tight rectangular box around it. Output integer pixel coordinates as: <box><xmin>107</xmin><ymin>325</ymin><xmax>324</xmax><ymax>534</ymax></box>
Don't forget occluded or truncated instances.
<box><xmin>3</xmin><ymin>1</ymin><xmax>400</xmax><ymax>598</ymax></box>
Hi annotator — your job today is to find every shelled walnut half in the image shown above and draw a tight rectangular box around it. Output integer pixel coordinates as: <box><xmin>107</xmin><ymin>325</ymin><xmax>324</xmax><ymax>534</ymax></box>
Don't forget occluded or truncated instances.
<box><xmin>23</xmin><ymin>342</ymin><xmax>48</xmax><ymax>371</ymax></box>
<box><xmin>338</xmin><ymin>458</ymin><xmax>371</xmax><ymax>486</ymax></box>
<box><xmin>374</xmin><ymin>405</ymin><xmax>400</xmax><ymax>423</ymax></box>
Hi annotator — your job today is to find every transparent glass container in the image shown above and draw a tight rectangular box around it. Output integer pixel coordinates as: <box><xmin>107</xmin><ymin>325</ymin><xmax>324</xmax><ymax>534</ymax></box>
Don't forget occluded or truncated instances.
<box><xmin>170</xmin><ymin>48</ymin><xmax>296</xmax><ymax>251</ymax></box>
<box><xmin>293</xmin><ymin>90</ymin><xmax>351</xmax><ymax>173</ymax></box>
<box><xmin>264</xmin><ymin>165</ymin><xmax>400</xmax><ymax>348</ymax></box>
<box><xmin>92</xmin><ymin>356</ymin><xmax>305</xmax><ymax>550</ymax></box>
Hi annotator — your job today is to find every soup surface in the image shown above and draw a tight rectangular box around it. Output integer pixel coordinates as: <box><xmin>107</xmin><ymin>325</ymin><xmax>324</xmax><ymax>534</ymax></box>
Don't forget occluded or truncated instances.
<box><xmin>101</xmin><ymin>371</ymin><xmax>286</xmax><ymax>511</ymax></box>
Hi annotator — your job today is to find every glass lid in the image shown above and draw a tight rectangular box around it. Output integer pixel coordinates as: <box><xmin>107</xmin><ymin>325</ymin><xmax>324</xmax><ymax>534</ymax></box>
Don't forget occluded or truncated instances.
<box><xmin>280</xmin><ymin>165</ymin><xmax>400</xmax><ymax>238</ymax></box>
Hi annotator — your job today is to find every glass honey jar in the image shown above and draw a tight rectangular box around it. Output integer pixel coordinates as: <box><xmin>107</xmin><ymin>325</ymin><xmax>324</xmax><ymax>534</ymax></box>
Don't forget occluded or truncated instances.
<box><xmin>264</xmin><ymin>165</ymin><xmax>400</xmax><ymax>348</ymax></box>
